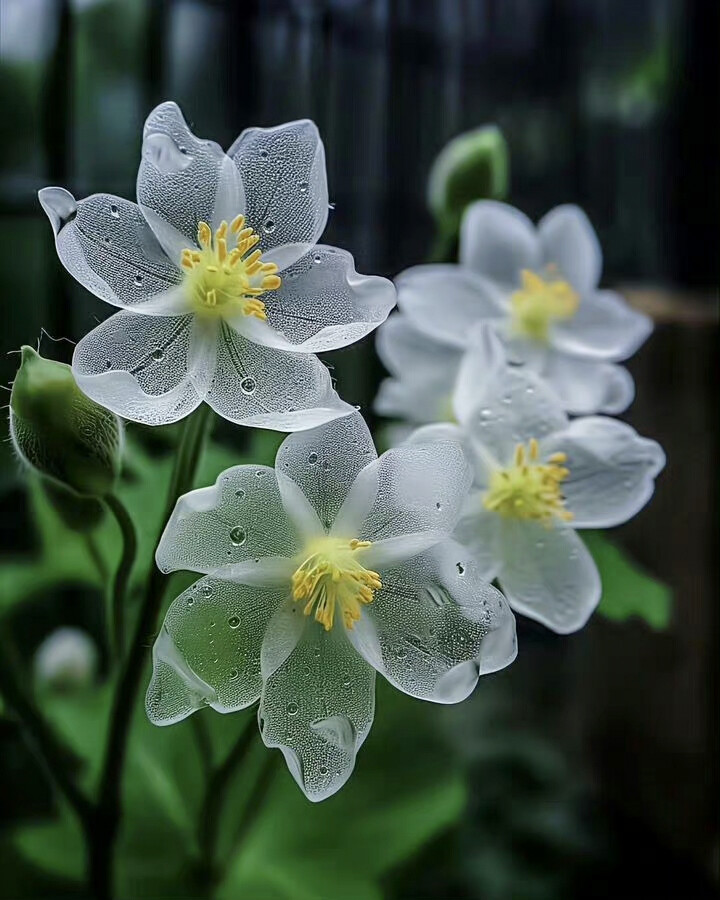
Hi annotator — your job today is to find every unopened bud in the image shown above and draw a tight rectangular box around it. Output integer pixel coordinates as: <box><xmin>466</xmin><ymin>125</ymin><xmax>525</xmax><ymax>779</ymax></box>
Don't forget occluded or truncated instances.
<box><xmin>34</xmin><ymin>628</ymin><xmax>98</xmax><ymax>692</ymax></box>
<box><xmin>10</xmin><ymin>346</ymin><xmax>122</xmax><ymax>497</ymax></box>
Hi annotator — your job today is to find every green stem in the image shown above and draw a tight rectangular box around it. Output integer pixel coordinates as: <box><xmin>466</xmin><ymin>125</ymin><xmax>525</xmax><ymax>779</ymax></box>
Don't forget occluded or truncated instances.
<box><xmin>103</xmin><ymin>494</ymin><xmax>138</xmax><ymax>660</ymax></box>
<box><xmin>232</xmin><ymin>748</ymin><xmax>277</xmax><ymax>850</ymax></box>
<box><xmin>196</xmin><ymin>716</ymin><xmax>258</xmax><ymax>885</ymax></box>
<box><xmin>0</xmin><ymin>630</ymin><xmax>92</xmax><ymax>825</ymax></box>
<box><xmin>87</xmin><ymin>405</ymin><xmax>213</xmax><ymax>900</ymax></box>
<box><xmin>84</xmin><ymin>530</ymin><xmax>109</xmax><ymax>583</ymax></box>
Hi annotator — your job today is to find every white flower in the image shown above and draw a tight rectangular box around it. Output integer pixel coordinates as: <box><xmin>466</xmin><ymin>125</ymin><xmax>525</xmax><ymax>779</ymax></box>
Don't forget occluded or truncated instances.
<box><xmin>378</xmin><ymin>201</ymin><xmax>652</xmax><ymax>420</ymax></box>
<box><xmin>39</xmin><ymin>102</ymin><xmax>396</xmax><ymax>430</ymax></box>
<box><xmin>145</xmin><ymin>412</ymin><xmax>516</xmax><ymax>801</ymax></box>
<box><xmin>407</xmin><ymin>328</ymin><xmax>665</xmax><ymax>634</ymax></box>
<box><xmin>34</xmin><ymin>628</ymin><xmax>98</xmax><ymax>691</ymax></box>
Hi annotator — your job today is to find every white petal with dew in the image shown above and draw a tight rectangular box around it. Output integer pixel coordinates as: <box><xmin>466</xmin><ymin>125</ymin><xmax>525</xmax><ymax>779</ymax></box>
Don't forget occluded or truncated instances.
<box><xmin>497</xmin><ymin>520</ymin><xmax>601</xmax><ymax>634</ymax></box>
<box><xmin>541</xmin><ymin>416</ymin><xmax>665</xmax><ymax>528</ymax></box>
<box><xmin>156</xmin><ymin>465</ymin><xmax>299</xmax><ymax>575</ymax></box>
<box><xmin>346</xmin><ymin>540</ymin><xmax>515</xmax><ymax>703</ymax></box>
<box><xmin>259</xmin><ymin>621</ymin><xmax>375</xmax><ymax>802</ymax></box>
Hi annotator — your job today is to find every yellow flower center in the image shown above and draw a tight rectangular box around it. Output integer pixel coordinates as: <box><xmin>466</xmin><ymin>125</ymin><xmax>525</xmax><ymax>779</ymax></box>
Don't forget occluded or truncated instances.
<box><xmin>181</xmin><ymin>216</ymin><xmax>281</xmax><ymax>320</ymax></box>
<box><xmin>483</xmin><ymin>438</ymin><xmax>573</xmax><ymax>523</ymax></box>
<box><xmin>510</xmin><ymin>266</ymin><xmax>579</xmax><ymax>341</ymax></box>
<box><xmin>292</xmin><ymin>537</ymin><xmax>382</xmax><ymax>632</ymax></box>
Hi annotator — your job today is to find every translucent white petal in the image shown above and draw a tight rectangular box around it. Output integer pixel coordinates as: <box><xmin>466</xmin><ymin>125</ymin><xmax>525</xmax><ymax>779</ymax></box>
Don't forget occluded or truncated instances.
<box><xmin>403</xmin><ymin>423</ymin><xmax>468</xmax><ymax>447</ymax></box>
<box><xmin>452</xmin><ymin>494</ymin><xmax>502</xmax><ymax>582</ymax></box>
<box><xmin>335</xmin><ymin>442</ymin><xmax>472</xmax><ymax>543</ymax></box>
<box><xmin>538</xmin><ymin>204</ymin><xmax>602</xmax><ymax>295</ymax></box>
<box><xmin>462</xmin><ymin>361</ymin><xmax>568</xmax><ymax>466</ymax></box>
<box><xmin>374</xmin><ymin>314</ymin><xmax>461</xmax><ymax>424</ymax></box>
<box><xmin>459</xmin><ymin>200</ymin><xmax>541</xmax><ymax>287</ymax></box>
<box><xmin>346</xmin><ymin>540</ymin><xmax>515</xmax><ymax>703</ymax></box>
<box><xmin>205</xmin><ymin>322</ymin><xmax>353</xmax><ymax>431</ymax></box>
<box><xmin>146</xmin><ymin>575</ymin><xmax>288</xmax><ymax>725</ymax></box>
<box><xmin>228</xmin><ymin>119</ymin><xmax>328</xmax><ymax>269</ymax></box>
<box><xmin>231</xmin><ymin>245</ymin><xmax>395</xmax><ymax>352</ymax></box>
<box><xmin>537</xmin><ymin>352</ymin><xmax>635</xmax><ymax>415</ymax></box>
<box><xmin>137</xmin><ymin>101</ymin><xmax>245</xmax><ymax>258</ymax></box>
<box><xmin>38</xmin><ymin>188</ymin><xmax>186</xmax><ymax>311</ymax></box>
<box><xmin>553</xmin><ymin>290</ymin><xmax>653</xmax><ymax>361</ymax></box>
<box><xmin>497</xmin><ymin>520</ymin><xmax>601</xmax><ymax>634</ymax></box>
<box><xmin>275</xmin><ymin>412</ymin><xmax>377</xmax><ymax>532</ymax></box>
<box><xmin>541</xmin><ymin>416</ymin><xmax>665</xmax><ymax>528</ymax></box>
<box><xmin>452</xmin><ymin>324</ymin><xmax>506</xmax><ymax>425</ymax></box>
<box><xmin>395</xmin><ymin>264</ymin><xmax>505</xmax><ymax>348</ymax></box>
<box><xmin>259</xmin><ymin>621</ymin><xmax>375</xmax><ymax>802</ymax></box>
<box><xmin>72</xmin><ymin>311</ymin><xmax>214</xmax><ymax>425</ymax></box>
<box><xmin>156</xmin><ymin>465</ymin><xmax>299</xmax><ymax>575</ymax></box>
<box><xmin>276</xmin><ymin>471</ymin><xmax>324</xmax><ymax>541</ymax></box>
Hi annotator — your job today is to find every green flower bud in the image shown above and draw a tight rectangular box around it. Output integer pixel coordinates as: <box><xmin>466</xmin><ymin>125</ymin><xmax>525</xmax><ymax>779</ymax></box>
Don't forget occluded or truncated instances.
<box><xmin>427</xmin><ymin>125</ymin><xmax>510</xmax><ymax>239</ymax></box>
<box><xmin>10</xmin><ymin>346</ymin><xmax>122</xmax><ymax>497</ymax></box>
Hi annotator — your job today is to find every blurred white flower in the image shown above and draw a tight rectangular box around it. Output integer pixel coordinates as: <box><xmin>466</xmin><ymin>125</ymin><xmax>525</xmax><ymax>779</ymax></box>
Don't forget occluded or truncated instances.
<box><xmin>34</xmin><ymin>628</ymin><xmax>98</xmax><ymax>692</ymax></box>
<box><xmin>379</xmin><ymin>201</ymin><xmax>652</xmax><ymax>420</ymax></box>
<box><xmin>407</xmin><ymin>328</ymin><xmax>665</xmax><ymax>634</ymax></box>
<box><xmin>146</xmin><ymin>412</ymin><xmax>516</xmax><ymax>801</ymax></box>
<box><xmin>39</xmin><ymin>102</ymin><xmax>396</xmax><ymax>430</ymax></box>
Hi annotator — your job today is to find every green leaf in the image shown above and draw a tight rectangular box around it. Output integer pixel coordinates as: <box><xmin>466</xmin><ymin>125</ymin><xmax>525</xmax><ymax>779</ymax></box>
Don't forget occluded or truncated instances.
<box><xmin>583</xmin><ymin>531</ymin><xmax>672</xmax><ymax>629</ymax></box>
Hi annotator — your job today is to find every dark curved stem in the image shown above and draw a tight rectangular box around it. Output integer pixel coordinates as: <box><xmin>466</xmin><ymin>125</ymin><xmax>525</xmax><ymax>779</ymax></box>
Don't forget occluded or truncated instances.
<box><xmin>0</xmin><ymin>631</ymin><xmax>92</xmax><ymax>826</ymax></box>
<box><xmin>103</xmin><ymin>494</ymin><xmax>138</xmax><ymax>660</ymax></box>
<box><xmin>87</xmin><ymin>405</ymin><xmax>213</xmax><ymax>900</ymax></box>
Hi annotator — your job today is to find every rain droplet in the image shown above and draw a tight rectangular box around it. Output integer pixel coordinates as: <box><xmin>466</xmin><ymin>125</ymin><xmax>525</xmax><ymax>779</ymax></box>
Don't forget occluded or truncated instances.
<box><xmin>240</xmin><ymin>376</ymin><xmax>256</xmax><ymax>395</ymax></box>
<box><xmin>479</xmin><ymin>408</ymin><xmax>492</xmax><ymax>419</ymax></box>
<box><xmin>313</xmin><ymin>254</ymin><xmax>322</xmax><ymax>264</ymax></box>
<box><xmin>151</xmin><ymin>348</ymin><xmax>164</xmax><ymax>360</ymax></box>
<box><xmin>133</xmin><ymin>274</ymin><xmax>143</xmax><ymax>286</ymax></box>
<box><xmin>287</xmin><ymin>702</ymin><xmax>299</xmax><ymax>716</ymax></box>
<box><xmin>259</xmin><ymin>148</ymin><xmax>269</xmax><ymax>159</ymax></box>
<box><xmin>298</xmin><ymin>181</ymin><xmax>309</xmax><ymax>193</ymax></box>
<box><xmin>319</xmin><ymin>765</ymin><xmax>329</xmax><ymax>776</ymax></box>
<box><xmin>235</xmin><ymin>489</ymin><xmax>246</xmax><ymax>500</ymax></box>
<box><xmin>186</xmin><ymin>597</ymin><xmax>194</xmax><ymax>606</ymax></box>
<box><xmin>456</xmin><ymin>562</ymin><xmax>465</xmax><ymax>575</ymax></box>
<box><xmin>229</xmin><ymin>668</ymin><xmax>239</xmax><ymax>679</ymax></box>
<box><xmin>263</xmin><ymin>220</ymin><xmax>275</xmax><ymax>234</ymax></box>
<box><xmin>229</xmin><ymin>526</ymin><xmax>246</xmax><ymax>546</ymax></box>
<box><xmin>110</xmin><ymin>204</ymin><xmax>120</xmax><ymax>218</ymax></box>
<box><xmin>308</xmin><ymin>452</ymin><xmax>318</xmax><ymax>464</ymax></box>
<box><xmin>435</xmin><ymin>502</ymin><xmax>442</xmax><ymax>511</ymax></box>
<box><xmin>200</xmin><ymin>584</ymin><xmax>213</xmax><ymax>598</ymax></box>
<box><xmin>396</xmin><ymin>646</ymin><xmax>408</xmax><ymax>659</ymax></box>
<box><xmin>228</xmin><ymin>616</ymin><xmax>240</xmax><ymax>629</ymax></box>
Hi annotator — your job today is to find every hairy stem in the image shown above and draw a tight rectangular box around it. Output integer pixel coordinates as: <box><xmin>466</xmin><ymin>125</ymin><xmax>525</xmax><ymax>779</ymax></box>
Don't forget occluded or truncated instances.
<box><xmin>103</xmin><ymin>494</ymin><xmax>138</xmax><ymax>660</ymax></box>
<box><xmin>87</xmin><ymin>404</ymin><xmax>213</xmax><ymax>900</ymax></box>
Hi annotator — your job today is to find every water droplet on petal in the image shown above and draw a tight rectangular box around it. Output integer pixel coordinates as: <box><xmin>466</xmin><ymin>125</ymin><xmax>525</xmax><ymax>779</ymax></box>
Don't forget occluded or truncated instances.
<box><xmin>240</xmin><ymin>376</ymin><xmax>256</xmax><ymax>395</ymax></box>
<box><xmin>287</xmin><ymin>702</ymin><xmax>299</xmax><ymax>716</ymax></box>
<box><xmin>456</xmin><ymin>562</ymin><xmax>465</xmax><ymax>575</ymax></box>
<box><xmin>313</xmin><ymin>254</ymin><xmax>322</xmax><ymax>264</ymax></box>
<box><xmin>308</xmin><ymin>452</ymin><xmax>318</xmax><ymax>464</ymax></box>
<box><xmin>110</xmin><ymin>204</ymin><xmax>120</xmax><ymax>218</ymax></box>
<box><xmin>298</xmin><ymin>181</ymin><xmax>309</xmax><ymax>193</ymax></box>
<box><xmin>134</xmin><ymin>274</ymin><xmax>144</xmax><ymax>286</ymax></box>
<box><xmin>263</xmin><ymin>220</ymin><xmax>275</xmax><ymax>234</ymax></box>
<box><xmin>200</xmin><ymin>584</ymin><xmax>213</xmax><ymax>598</ymax></box>
<box><xmin>235</xmin><ymin>489</ymin><xmax>246</xmax><ymax>500</ymax></box>
<box><xmin>229</xmin><ymin>526</ymin><xmax>246</xmax><ymax>546</ymax></box>
<box><xmin>151</xmin><ymin>348</ymin><xmax>164</xmax><ymax>360</ymax></box>
<box><xmin>228</xmin><ymin>616</ymin><xmax>240</xmax><ymax>629</ymax></box>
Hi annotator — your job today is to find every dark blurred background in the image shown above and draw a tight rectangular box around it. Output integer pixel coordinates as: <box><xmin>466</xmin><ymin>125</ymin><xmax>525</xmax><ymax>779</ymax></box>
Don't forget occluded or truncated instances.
<box><xmin>1</xmin><ymin>1</ymin><xmax>717</xmax><ymax>898</ymax></box>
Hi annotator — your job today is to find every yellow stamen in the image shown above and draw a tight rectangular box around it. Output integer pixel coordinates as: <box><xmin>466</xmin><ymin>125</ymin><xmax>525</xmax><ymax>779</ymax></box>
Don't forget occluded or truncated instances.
<box><xmin>510</xmin><ymin>267</ymin><xmax>579</xmax><ymax>342</ymax></box>
<box><xmin>483</xmin><ymin>439</ymin><xmax>573</xmax><ymax>524</ymax></box>
<box><xmin>181</xmin><ymin>219</ymin><xmax>280</xmax><ymax>320</ymax></box>
<box><xmin>292</xmin><ymin>537</ymin><xmax>382</xmax><ymax>631</ymax></box>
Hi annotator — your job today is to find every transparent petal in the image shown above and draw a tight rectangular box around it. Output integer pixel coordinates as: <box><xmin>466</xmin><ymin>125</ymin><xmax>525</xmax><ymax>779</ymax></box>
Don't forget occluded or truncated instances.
<box><xmin>537</xmin><ymin>352</ymin><xmax>635</xmax><ymax>415</ymax></box>
<box><xmin>137</xmin><ymin>101</ymin><xmax>244</xmax><ymax>259</ymax></box>
<box><xmin>206</xmin><ymin>322</ymin><xmax>353</xmax><ymax>431</ymax></box>
<box><xmin>395</xmin><ymin>264</ymin><xmax>505</xmax><ymax>347</ymax></box>
<box><xmin>334</xmin><ymin>441</ymin><xmax>472</xmax><ymax>543</ymax></box>
<box><xmin>541</xmin><ymin>416</ymin><xmax>665</xmax><ymax>528</ymax></box>
<box><xmin>228</xmin><ymin>119</ymin><xmax>328</xmax><ymax>269</ymax></box>
<box><xmin>538</xmin><ymin>204</ymin><xmax>602</xmax><ymax>295</ymax></box>
<box><xmin>459</xmin><ymin>200</ymin><xmax>541</xmax><ymax>288</ymax></box>
<box><xmin>403</xmin><ymin>423</ymin><xmax>468</xmax><ymax>447</ymax></box>
<box><xmin>38</xmin><ymin>188</ymin><xmax>186</xmax><ymax>311</ymax></box>
<box><xmin>462</xmin><ymin>357</ymin><xmax>568</xmax><ymax>466</ymax></box>
<box><xmin>553</xmin><ymin>290</ymin><xmax>653</xmax><ymax>361</ymax></box>
<box><xmin>232</xmin><ymin>245</ymin><xmax>395</xmax><ymax>352</ymax></box>
<box><xmin>375</xmin><ymin>314</ymin><xmax>461</xmax><ymax>424</ymax></box>
<box><xmin>346</xmin><ymin>540</ymin><xmax>515</xmax><ymax>703</ymax></box>
<box><xmin>259</xmin><ymin>621</ymin><xmax>375</xmax><ymax>802</ymax></box>
<box><xmin>453</xmin><ymin>494</ymin><xmax>502</xmax><ymax>582</ymax></box>
<box><xmin>156</xmin><ymin>465</ymin><xmax>300</xmax><ymax>575</ymax></box>
<box><xmin>275</xmin><ymin>411</ymin><xmax>377</xmax><ymax>532</ymax></box>
<box><xmin>452</xmin><ymin>324</ymin><xmax>506</xmax><ymax>425</ymax></box>
<box><xmin>497</xmin><ymin>520</ymin><xmax>601</xmax><ymax>634</ymax></box>
<box><xmin>146</xmin><ymin>575</ymin><xmax>288</xmax><ymax>725</ymax></box>
<box><xmin>72</xmin><ymin>311</ymin><xmax>213</xmax><ymax>425</ymax></box>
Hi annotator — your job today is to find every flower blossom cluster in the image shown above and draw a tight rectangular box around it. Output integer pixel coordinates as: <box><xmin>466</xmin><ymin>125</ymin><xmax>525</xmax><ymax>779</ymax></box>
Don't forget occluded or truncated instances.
<box><xmin>36</xmin><ymin>103</ymin><xmax>664</xmax><ymax>801</ymax></box>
